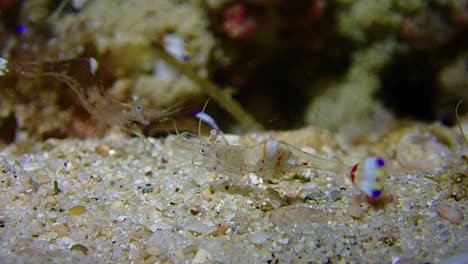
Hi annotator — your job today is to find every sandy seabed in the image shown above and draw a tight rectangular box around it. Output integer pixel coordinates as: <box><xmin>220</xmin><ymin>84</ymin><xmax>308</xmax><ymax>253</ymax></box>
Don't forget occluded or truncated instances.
<box><xmin>0</xmin><ymin>126</ymin><xmax>467</xmax><ymax>264</ymax></box>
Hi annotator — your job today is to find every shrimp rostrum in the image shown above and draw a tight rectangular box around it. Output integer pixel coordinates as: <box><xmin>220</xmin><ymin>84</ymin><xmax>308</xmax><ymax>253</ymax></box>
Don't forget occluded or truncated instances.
<box><xmin>174</xmin><ymin>129</ymin><xmax>387</xmax><ymax>199</ymax></box>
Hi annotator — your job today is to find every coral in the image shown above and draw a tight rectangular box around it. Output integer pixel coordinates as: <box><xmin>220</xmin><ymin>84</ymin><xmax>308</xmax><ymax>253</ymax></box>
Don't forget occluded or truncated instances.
<box><xmin>51</xmin><ymin>0</ymin><xmax>215</xmax><ymax>85</ymax></box>
<box><xmin>0</xmin><ymin>0</ymin><xmax>261</xmax><ymax>139</ymax></box>
<box><xmin>337</xmin><ymin>0</ymin><xmax>402</xmax><ymax>42</ymax></box>
<box><xmin>312</xmin><ymin>0</ymin><xmax>466</xmax><ymax>128</ymax></box>
<box><xmin>302</xmin><ymin>0</ymin><xmax>466</xmax><ymax>135</ymax></box>
<box><xmin>0</xmin><ymin>0</ymin><xmax>467</xmax><ymax>139</ymax></box>
<box><xmin>305</xmin><ymin>39</ymin><xmax>397</xmax><ymax>137</ymax></box>
<box><xmin>53</xmin><ymin>0</ymin><xmax>215</xmax><ymax>64</ymax></box>
<box><xmin>220</xmin><ymin>2</ymin><xmax>258</xmax><ymax>41</ymax></box>
<box><xmin>49</xmin><ymin>0</ymin><xmax>262</xmax><ymax>131</ymax></box>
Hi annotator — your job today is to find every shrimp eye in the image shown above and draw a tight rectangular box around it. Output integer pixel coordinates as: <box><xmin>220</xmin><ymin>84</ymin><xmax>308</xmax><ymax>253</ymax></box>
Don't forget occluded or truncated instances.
<box><xmin>200</xmin><ymin>148</ymin><xmax>206</xmax><ymax>155</ymax></box>
<box><xmin>135</xmin><ymin>105</ymin><xmax>143</xmax><ymax>112</ymax></box>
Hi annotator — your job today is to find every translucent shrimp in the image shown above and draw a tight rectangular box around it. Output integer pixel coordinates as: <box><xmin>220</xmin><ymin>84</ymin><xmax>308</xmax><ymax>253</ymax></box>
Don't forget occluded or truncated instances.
<box><xmin>0</xmin><ymin>57</ymin><xmax>176</xmax><ymax>135</ymax></box>
<box><xmin>175</xmin><ymin>128</ymin><xmax>387</xmax><ymax>198</ymax></box>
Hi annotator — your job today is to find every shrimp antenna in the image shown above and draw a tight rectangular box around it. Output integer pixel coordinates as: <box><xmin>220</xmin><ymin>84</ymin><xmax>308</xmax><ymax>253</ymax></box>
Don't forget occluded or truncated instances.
<box><xmin>194</xmin><ymin>98</ymin><xmax>229</xmax><ymax>144</ymax></box>
<box><xmin>48</xmin><ymin>0</ymin><xmax>70</xmax><ymax>22</ymax></box>
<box><xmin>171</xmin><ymin>118</ymin><xmax>179</xmax><ymax>136</ymax></box>
<box><xmin>198</xmin><ymin>98</ymin><xmax>211</xmax><ymax>138</ymax></box>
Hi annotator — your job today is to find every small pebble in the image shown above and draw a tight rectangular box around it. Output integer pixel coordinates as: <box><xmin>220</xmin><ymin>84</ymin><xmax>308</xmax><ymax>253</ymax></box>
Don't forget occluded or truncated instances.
<box><xmin>329</xmin><ymin>190</ymin><xmax>341</xmax><ymax>202</ymax></box>
<box><xmin>53</xmin><ymin>180</ymin><xmax>61</xmax><ymax>195</ymax></box>
<box><xmin>434</xmin><ymin>204</ymin><xmax>463</xmax><ymax>224</ymax></box>
<box><xmin>192</xmin><ymin>248</ymin><xmax>211</xmax><ymax>264</ymax></box>
<box><xmin>146</xmin><ymin>246</ymin><xmax>163</xmax><ymax>256</ymax></box>
<box><xmin>70</xmin><ymin>244</ymin><xmax>88</xmax><ymax>255</ymax></box>
<box><xmin>252</xmin><ymin>232</ymin><xmax>269</xmax><ymax>244</ymax></box>
<box><xmin>208</xmin><ymin>171</ymin><xmax>217</xmax><ymax>181</ymax></box>
<box><xmin>190</xmin><ymin>208</ymin><xmax>199</xmax><ymax>216</ymax></box>
<box><xmin>142</xmin><ymin>183</ymin><xmax>153</xmax><ymax>194</ymax></box>
<box><xmin>45</xmin><ymin>196</ymin><xmax>59</xmax><ymax>206</ymax></box>
<box><xmin>36</xmin><ymin>175</ymin><xmax>50</xmax><ymax>184</ymax></box>
<box><xmin>68</xmin><ymin>205</ymin><xmax>86</xmax><ymax>216</ymax></box>
<box><xmin>201</xmin><ymin>187</ymin><xmax>213</xmax><ymax>201</ymax></box>
<box><xmin>0</xmin><ymin>178</ymin><xmax>10</xmax><ymax>188</ymax></box>
<box><xmin>54</xmin><ymin>224</ymin><xmax>69</xmax><ymax>236</ymax></box>
<box><xmin>216</xmin><ymin>225</ymin><xmax>228</xmax><ymax>236</ymax></box>
<box><xmin>94</xmin><ymin>145</ymin><xmax>110</xmax><ymax>156</ymax></box>
<box><xmin>152</xmin><ymin>185</ymin><xmax>161</xmax><ymax>194</ymax></box>
<box><xmin>347</xmin><ymin>205</ymin><xmax>365</xmax><ymax>219</ymax></box>
<box><xmin>110</xmin><ymin>200</ymin><xmax>124</xmax><ymax>210</ymax></box>
<box><xmin>304</xmin><ymin>192</ymin><xmax>324</xmax><ymax>201</ymax></box>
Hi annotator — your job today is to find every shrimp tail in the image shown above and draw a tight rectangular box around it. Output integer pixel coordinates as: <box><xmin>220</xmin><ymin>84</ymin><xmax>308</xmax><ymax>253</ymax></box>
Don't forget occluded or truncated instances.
<box><xmin>349</xmin><ymin>157</ymin><xmax>386</xmax><ymax>198</ymax></box>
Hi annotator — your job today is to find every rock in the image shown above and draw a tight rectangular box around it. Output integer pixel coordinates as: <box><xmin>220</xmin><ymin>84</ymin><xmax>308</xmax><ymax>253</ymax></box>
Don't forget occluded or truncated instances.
<box><xmin>192</xmin><ymin>248</ymin><xmax>211</xmax><ymax>264</ymax></box>
<box><xmin>70</xmin><ymin>244</ymin><xmax>89</xmax><ymax>255</ymax></box>
<box><xmin>434</xmin><ymin>204</ymin><xmax>463</xmax><ymax>224</ymax></box>
<box><xmin>329</xmin><ymin>189</ymin><xmax>342</xmax><ymax>202</ymax></box>
<box><xmin>269</xmin><ymin>206</ymin><xmax>329</xmax><ymax>226</ymax></box>
<box><xmin>68</xmin><ymin>205</ymin><xmax>86</xmax><ymax>216</ymax></box>
<box><xmin>347</xmin><ymin>205</ymin><xmax>365</xmax><ymax>219</ymax></box>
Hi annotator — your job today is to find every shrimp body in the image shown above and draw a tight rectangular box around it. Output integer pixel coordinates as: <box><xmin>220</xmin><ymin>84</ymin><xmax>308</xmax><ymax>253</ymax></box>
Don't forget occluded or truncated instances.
<box><xmin>176</xmin><ymin>131</ymin><xmax>340</xmax><ymax>179</ymax></box>
<box><xmin>175</xmin><ymin>129</ymin><xmax>387</xmax><ymax>198</ymax></box>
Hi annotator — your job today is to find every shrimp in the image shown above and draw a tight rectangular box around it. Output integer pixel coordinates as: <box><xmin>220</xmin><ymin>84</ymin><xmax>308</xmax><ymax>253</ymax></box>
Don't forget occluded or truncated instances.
<box><xmin>0</xmin><ymin>57</ymin><xmax>176</xmax><ymax>135</ymax></box>
<box><xmin>174</xmin><ymin>128</ymin><xmax>387</xmax><ymax>198</ymax></box>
